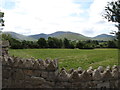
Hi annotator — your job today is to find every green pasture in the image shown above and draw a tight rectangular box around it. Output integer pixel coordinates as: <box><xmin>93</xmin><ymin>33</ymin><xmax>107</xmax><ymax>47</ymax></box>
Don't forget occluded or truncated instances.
<box><xmin>9</xmin><ymin>49</ymin><xmax>118</xmax><ymax>70</ymax></box>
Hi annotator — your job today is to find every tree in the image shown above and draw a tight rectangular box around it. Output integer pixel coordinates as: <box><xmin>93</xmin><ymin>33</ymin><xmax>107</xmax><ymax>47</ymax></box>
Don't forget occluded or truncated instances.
<box><xmin>0</xmin><ymin>11</ymin><xmax>4</xmax><ymax>27</ymax></box>
<box><xmin>0</xmin><ymin>11</ymin><xmax>4</xmax><ymax>39</ymax></box>
<box><xmin>103</xmin><ymin>0</ymin><xmax>120</xmax><ymax>48</ymax></box>
<box><xmin>63</xmin><ymin>38</ymin><xmax>70</xmax><ymax>48</ymax></box>
<box><xmin>48</xmin><ymin>37</ymin><xmax>55</xmax><ymax>48</ymax></box>
<box><xmin>37</xmin><ymin>38</ymin><xmax>47</xmax><ymax>48</ymax></box>
<box><xmin>107</xmin><ymin>41</ymin><xmax>117</xmax><ymax>48</ymax></box>
<box><xmin>76</xmin><ymin>41</ymin><xmax>84</xmax><ymax>49</ymax></box>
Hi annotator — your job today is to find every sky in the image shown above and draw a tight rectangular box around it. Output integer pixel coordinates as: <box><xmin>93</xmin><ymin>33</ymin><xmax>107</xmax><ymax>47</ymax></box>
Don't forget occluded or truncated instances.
<box><xmin>1</xmin><ymin>0</ymin><xmax>118</xmax><ymax>37</ymax></box>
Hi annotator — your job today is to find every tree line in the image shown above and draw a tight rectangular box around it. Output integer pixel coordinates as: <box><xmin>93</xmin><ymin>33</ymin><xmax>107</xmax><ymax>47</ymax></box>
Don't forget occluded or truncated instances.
<box><xmin>1</xmin><ymin>33</ymin><xmax>118</xmax><ymax>49</ymax></box>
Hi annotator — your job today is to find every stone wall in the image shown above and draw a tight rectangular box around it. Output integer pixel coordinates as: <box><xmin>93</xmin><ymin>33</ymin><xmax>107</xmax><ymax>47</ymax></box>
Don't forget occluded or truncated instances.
<box><xmin>1</xmin><ymin>41</ymin><xmax>9</xmax><ymax>56</ymax></box>
<box><xmin>1</xmin><ymin>55</ymin><xmax>120</xmax><ymax>88</ymax></box>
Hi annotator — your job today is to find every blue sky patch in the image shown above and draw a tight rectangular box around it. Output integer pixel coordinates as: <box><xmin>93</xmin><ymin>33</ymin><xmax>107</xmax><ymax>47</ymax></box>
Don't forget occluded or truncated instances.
<box><xmin>3</xmin><ymin>0</ymin><xmax>16</xmax><ymax>10</ymax></box>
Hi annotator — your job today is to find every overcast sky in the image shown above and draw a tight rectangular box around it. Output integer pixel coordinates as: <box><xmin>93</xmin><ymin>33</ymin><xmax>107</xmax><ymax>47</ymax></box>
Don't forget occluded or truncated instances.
<box><xmin>1</xmin><ymin>0</ymin><xmax>117</xmax><ymax>37</ymax></box>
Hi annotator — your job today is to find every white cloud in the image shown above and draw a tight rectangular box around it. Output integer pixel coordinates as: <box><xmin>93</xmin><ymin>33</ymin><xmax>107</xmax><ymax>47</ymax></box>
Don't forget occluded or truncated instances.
<box><xmin>83</xmin><ymin>0</ymin><xmax>117</xmax><ymax>36</ymax></box>
<box><xmin>2</xmin><ymin>0</ymin><xmax>117</xmax><ymax>37</ymax></box>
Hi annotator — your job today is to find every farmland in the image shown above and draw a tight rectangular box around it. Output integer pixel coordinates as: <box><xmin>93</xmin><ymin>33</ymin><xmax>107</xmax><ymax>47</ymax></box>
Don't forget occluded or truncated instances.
<box><xmin>9</xmin><ymin>49</ymin><xmax>118</xmax><ymax>70</ymax></box>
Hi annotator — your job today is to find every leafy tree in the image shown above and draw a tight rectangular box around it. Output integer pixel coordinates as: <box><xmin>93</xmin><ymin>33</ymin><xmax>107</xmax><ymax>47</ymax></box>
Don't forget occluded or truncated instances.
<box><xmin>10</xmin><ymin>38</ymin><xmax>22</xmax><ymax>49</ymax></box>
<box><xmin>2</xmin><ymin>33</ymin><xmax>12</xmax><ymax>41</ymax></box>
<box><xmin>0</xmin><ymin>11</ymin><xmax>4</xmax><ymax>27</ymax></box>
<box><xmin>103</xmin><ymin>0</ymin><xmax>120</xmax><ymax>48</ymax></box>
<box><xmin>59</xmin><ymin>39</ymin><xmax>63</xmax><ymax>48</ymax></box>
<box><xmin>48</xmin><ymin>37</ymin><xmax>55</xmax><ymax>48</ymax></box>
<box><xmin>63</xmin><ymin>38</ymin><xmax>70</xmax><ymax>48</ymax></box>
<box><xmin>107</xmin><ymin>41</ymin><xmax>117</xmax><ymax>48</ymax></box>
<box><xmin>76</xmin><ymin>41</ymin><xmax>84</xmax><ymax>49</ymax></box>
<box><xmin>37</xmin><ymin>38</ymin><xmax>47</xmax><ymax>48</ymax></box>
<box><xmin>47</xmin><ymin>37</ymin><xmax>63</xmax><ymax>48</ymax></box>
<box><xmin>69</xmin><ymin>41</ymin><xmax>75</xmax><ymax>49</ymax></box>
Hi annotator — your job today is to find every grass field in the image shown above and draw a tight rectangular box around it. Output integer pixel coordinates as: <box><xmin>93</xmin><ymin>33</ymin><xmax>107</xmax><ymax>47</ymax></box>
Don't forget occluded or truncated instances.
<box><xmin>9</xmin><ymin>49</ymin><xmax>118</xmax><ymax>70</ymax></box>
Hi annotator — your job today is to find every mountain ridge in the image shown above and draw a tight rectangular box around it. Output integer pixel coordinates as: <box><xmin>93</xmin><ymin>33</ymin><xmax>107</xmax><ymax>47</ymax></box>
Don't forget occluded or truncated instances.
<box><xmin>2</xmin><ymin>31</ymin><xmax>115</xmax><ymax>41</ymax></box>
<box><xmin>92</xmin><ymin>34</ymin><xmax>115</xmax><ymax>41</ymax></box>
<box><xmin>29</xmin><ymin>31</ymin><xmax>90</xmax><ymax>40</ymax></box>
<box><xmin>3</xmin><ymin>31</ymin><xmax>37</xmax><ymax>41</ymax></box>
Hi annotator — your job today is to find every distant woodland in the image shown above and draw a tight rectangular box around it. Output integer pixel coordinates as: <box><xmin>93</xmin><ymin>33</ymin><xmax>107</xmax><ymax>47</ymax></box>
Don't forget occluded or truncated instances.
<box><xmin>1</xmin><ymin>33</ymin><xmax>118</xmax><ymax>49</ymax></box>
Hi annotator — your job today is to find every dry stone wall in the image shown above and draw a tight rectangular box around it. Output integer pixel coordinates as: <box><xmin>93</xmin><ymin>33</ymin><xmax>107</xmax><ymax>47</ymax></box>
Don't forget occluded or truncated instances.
<box><xmin>1</xmin><ymin>55</ymin><xmax>120</xmax><ymax>88</ymax></box>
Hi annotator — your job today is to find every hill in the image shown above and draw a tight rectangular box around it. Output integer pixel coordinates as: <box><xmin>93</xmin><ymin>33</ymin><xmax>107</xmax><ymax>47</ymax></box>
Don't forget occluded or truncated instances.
<box><xmin>55</xmin><ymin>32</ymin><xmax>90</xmax><ymax>41</ymax></box>
<box><xmin>92</xmin><ymin>34</ymin><xmax>115</xmax><ymax>41</ymax></box>
<box><xmin>3</xmin><ymin>31</ymin><xmax>37</xmax><ymax>41</ymax></box>
<box><xmin>29</xmin><ymin>33</ymin><xmax>48</xmax><ymax>39</ymax></box>
<box><xmin>29</xmin><ymin>31</ymin><xmax>91</xmax><ymax>41</ymax></box>
<box><xmin>2</xmin><ymin>31</ymin><xmax>115</xmax><ymax>41</ymax></box>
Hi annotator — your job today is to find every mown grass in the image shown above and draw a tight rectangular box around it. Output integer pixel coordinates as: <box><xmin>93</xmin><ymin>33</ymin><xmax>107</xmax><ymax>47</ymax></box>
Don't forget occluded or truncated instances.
<box><xmin>9</xmin><ymin>49</ymin><xmax>118</xmax><ymax>70</ymax></box>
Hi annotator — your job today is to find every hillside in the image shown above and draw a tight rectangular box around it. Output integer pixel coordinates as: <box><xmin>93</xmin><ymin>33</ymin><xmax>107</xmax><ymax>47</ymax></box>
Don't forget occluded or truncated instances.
<box><xmin>55</xmin><ymin>32</ymin><xmax>90</xmax><ymax>41</ymax></box>
<box><xmin>29</xmin><ymin>31</ymin><xmax>91</xmax><ymax>40</ymax></box>
<box><xmin>29</xmin><ymin>33</ymin><xmax>48</xmax><ymax>39</ymax></box>
<box><xmin>2</xmin><ymin>31</ymin><xmax>115</xmax><ymax>41</ymax></box>
<box><xmin>92</xmin><ymin>34</ymin><xmax>115</xmax><ymax>41</ymax></box>
<box><xmin>3</xmin><ymin>31</ymin><xmax>36</xmax><ymax>41</ymax></box>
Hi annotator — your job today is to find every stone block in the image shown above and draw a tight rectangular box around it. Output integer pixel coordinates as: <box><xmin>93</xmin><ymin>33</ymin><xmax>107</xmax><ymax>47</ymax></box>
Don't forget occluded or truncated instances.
<box><xmin>2</xmin><ymin>68</ymin><xmax>11</xmax><ymax>79</ymax></box>
<box><xmin>17</xmin><ymin>59</ymin><xmax>25</xmax><ymax>68</ymax></box>
<box><xmin>101</xmin><ymin>69</ymin><xmax>112</xmax><ymax>80</ymax></box>
<box><xmin>2</xmin><ymin>79</ymin><xmax>9</xmax><ymax>88</ymax></box>
<box><xmin>69</xmin><ymin>70</ymin><xmax>80</xmax><ymax>82</ymax></box>
<box><xmin>7</xmin><ymin>57</ymin><xmax>14</xmax><ymax>66</ymax></box>
<box><xmin>41</xmin><ymin>71</ymin><xmax>48</xmax><ymax>79</ymax></box>
<box><xmin>57</xmin><ymin>69</ymin><xmax>70</xmax><ymax>81</ymax></box>
<box><xmin>32</xmin><ymin>70</ymin><xmax>41</xmax><ymax>77</ymax></box>
<box><xmin>47</xmin><ymin>72</ymin><xmax>57</xmax><ymax>81</ymax></box>
<box><xmin>71</xmin><ymin>82</ymin><xmax>82</xmax><ymax>88</ymax></box>
<box><xmin>112</xmin><ymin>68</ymin><xmax>118</xmax><ymax>78</ymax></box>
<box><xmin>97</xmin><ymin>66</ymin><xmax>104</xmax><ymax>73</ymax></box>
<box><xmin>46</xmin><ymin>61</ymin><xmax>56</xmax><ymax>71</ymax></box>
<box><xmin>68</xmin><ymin>68</ymin><xmax>74</xmax><ymax>74</ymax></box>
<box><xmin>24</xmin><ymin>59</ymin><xmax>33</xmax><ymax>68</ymax></box>
<box><xmin>14</xmin><ymin>80</ymin><xmax>25</xmax><ymax>88</ymax></box>
<box><xmin>38</xmin><ymin>59</ymin><xmax>46</xmax><ymax>69</ymax></box>
<box><xmin>2</xmin><ymin>56</ymin><xmax>8</xmax><ymax>65</ymax></box>
<box><xmin>23</xmin><ymin>69</ymin><xmax>33</xmax><ymax>77</ymax></box>
<box><xmin>33</xmin><ymin>60</ymin><xmax>40</xmax><ymax>69</ymax></box>
<box><xmin>80</xmin><ymin>70</ymin><xmax>92</xmax><ymax>81</ymax></box>
<box><xmin>15</xmin><ymin>69</ymin><xmax>25</xmax><ymax>80</ymax></box>
<box><xmin>96</xmin><ymin>81</ymin><xmax>110</xmax><ymax>88</ymax></box>
<box><xmin>77</xmin><ymin>67</ymin><xmax>83</xmax><ymax>74</ymax></box>
<box><xmin>92</xmin><ymin>69</ymin><xmax>101</xmax><ymax>80</ymax></box>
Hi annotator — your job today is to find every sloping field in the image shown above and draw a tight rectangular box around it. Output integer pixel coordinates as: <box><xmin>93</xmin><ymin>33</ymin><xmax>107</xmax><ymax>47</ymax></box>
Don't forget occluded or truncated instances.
<box><xmin>9</xmin><ymin>49</ymin><xmax>118</xmax><ymax>69</ymax></box>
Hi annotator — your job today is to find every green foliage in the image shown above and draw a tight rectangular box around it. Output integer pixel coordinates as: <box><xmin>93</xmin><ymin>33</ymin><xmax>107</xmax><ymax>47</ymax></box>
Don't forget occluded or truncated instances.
<box><xmin>104</xmin><ymin>1</ymin><xmax>120</xmax><ymax>23</ymax></box>
<box><xmin>107</xmin><ymin>41</ymin><xmax>117</xmax><ymax>48</ymax></box>
<box><xmin>0</xmin><ymin>11</ymin><xmax>4</xmax><ymax>26</ymax></box>
<box><xmin>37</xmin><ymin>38</ymin><xmax>47</xmax><ymax>48</ymax></box>
<box><xmin>63</xmin><ymin>38</ymin><xmax>70</xmax><ymax>48</ymax></box>
<box><xmin>104</xmin><ymin>0</ymin><xmax>120</xmax><ymax>48</ymax></box>
<box><xmin>47</xmin><ymin>37</ymin><xmax>63</xmax><ymax>48</ymax></box>
<box><xmin>9</xmin><ymin>49</ymin><xmax>118</xmax><ymax>69</ymax></box>
<box><xmin>76</xmin><ymin>41</ymin><xmax>84</xmax><ymax>49</ymax></box>
<box><xmin>22</xmin><ymin>40</ymin><xmax>39</xmax><ymax>49</ymax></box>
<box><xmin>1</xmin><ymin>33</ymin><xmax>39</xmax><ymax>49</ymax></box>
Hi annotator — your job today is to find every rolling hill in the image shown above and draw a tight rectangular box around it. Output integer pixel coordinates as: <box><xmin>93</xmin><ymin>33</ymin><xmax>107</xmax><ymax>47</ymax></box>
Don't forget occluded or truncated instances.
<box><xmin>3</xmin><ymin>31</ymin><xmax>37</xmax><ymax>41</ymax></box>
<box><xmin>2</xmin><ymin>31</ymin><xmax>115</xmax><ymax>41</ymax></box>
<box><xmin>54</xmin><ymin>32</ymin><xmax>90</xmax><ymax>41</ymax></box>
<box><xmin>29</xmin><ymin>31</ymin><xmax>91</xmax><ymax>41</ymax></box>
<box><xmin>92</xmin><ymin>34</ymin><xmax>115</xmax><ymax>41</ymax></box>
